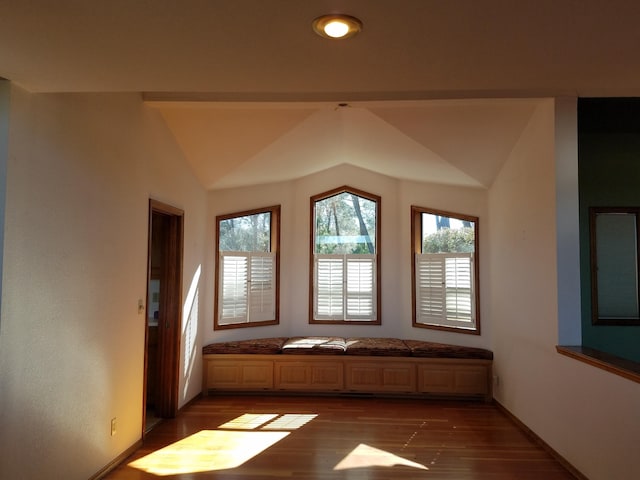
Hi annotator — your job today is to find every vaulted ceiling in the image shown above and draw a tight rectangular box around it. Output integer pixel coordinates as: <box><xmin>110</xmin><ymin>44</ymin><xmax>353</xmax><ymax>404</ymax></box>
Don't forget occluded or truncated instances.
<box><xmin>2</xmin><ymin>1</ymin><xmax>639</xmax><ymax>189</ymax></box>
<box><xmin>148</xmin><ymin>99</ymin><xmax>540</xmax><ymax>189</ymax></box>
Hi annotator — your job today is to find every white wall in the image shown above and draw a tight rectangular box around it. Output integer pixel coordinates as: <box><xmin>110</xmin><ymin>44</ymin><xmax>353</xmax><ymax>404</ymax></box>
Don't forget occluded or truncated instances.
<box><xmin>206</xmin><ymin>163</ymin><xmax>490</xmax><ymax>348</ymax></box>
<box><xmin>0</xmin><ymin>88</ymin><xmax>207</xmax><ymax>480</ymax></box>
<box><xmin>489</xmin><ymin>98</ymin><xmax>640</xmax><ymax>480</ymax></box>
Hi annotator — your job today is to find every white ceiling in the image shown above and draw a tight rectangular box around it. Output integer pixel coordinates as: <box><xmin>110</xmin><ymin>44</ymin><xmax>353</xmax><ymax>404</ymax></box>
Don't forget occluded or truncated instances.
<box><xmin>2</xmin><ymin>1</ymin><xmax>638</xmax><ymax>189</ymax></box>
<box><xmin>149</xmin><ymin>99</ymin><xmax>540</xmax><ymax>189</ymax></box>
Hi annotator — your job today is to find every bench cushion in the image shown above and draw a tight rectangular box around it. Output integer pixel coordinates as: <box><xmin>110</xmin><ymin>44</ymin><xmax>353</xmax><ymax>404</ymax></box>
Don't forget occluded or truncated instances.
<box><xmin>202</xmin><ymin>337</ymin><xmax>288</xmax><ymax>355</ymax></box>
<box><xmin>282</xmin><ymin>336</ymin><xmax>347</xmax><ymax>354</ymax></box>
<box><xmin>201</xmin><ymin>337</ymin><xmax>494</xmax><ymax>360</ymax></box>
<box><xmin>403</xmin><ymin>340</ymin><xmax>493</xmax><ymax>360</ymax></box>
<box><xmin>345</xmin><ymin>337</ymin><xmax>411</xmax><ymax>356</ymax></box>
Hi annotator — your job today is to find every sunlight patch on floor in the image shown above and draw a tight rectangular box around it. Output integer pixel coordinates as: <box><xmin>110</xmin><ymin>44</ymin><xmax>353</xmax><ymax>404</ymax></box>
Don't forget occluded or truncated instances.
<box><xmin>334</xmin><ymin>443</ymin><xmax>429</xmax><ymax>471</ymax></box>
<box><xmin>129</xmin><ymin>412</ymin><xmax>318</xmax><ymax>476</ymax></box>
<box><xmin>218</xmin><ymin>413</ymin><xmax>279</xmax><ymax>430</ymax></box>
<box><xmin>261</xmin><ymin>413</ymin><xmax>317</xmax><ymax>430</ymax></box>
<box><xmin>128</xmin><ymin>429</ymin><xmax>289</xmax><ymax>475</ymax></box>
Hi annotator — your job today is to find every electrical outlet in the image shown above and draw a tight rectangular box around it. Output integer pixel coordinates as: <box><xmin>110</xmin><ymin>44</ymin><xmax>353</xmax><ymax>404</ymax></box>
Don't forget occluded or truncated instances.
<box><xmin>111</xmin><ymin>417</ymin><xmax>117</xmax><ymax>436</ymax></box>
<box><xmin>493</xmin><ymin>375</ymin><xmax>500</xmax><ymax>387</ymax></box>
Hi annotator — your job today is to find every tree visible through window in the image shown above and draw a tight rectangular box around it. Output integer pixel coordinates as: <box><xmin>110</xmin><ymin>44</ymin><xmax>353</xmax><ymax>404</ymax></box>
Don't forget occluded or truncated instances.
<box><xmin>311</xmin><ymin>187</ymin><xmax>380</xmax><ymax>324</ymax></box>
<box><xmin>214</xmin><ymin>206</ymin><xmax>280</xmax><ymax>330</ymax></box>
<box><xmin>412</xmin><ymin>206</ymin><xmax>479</xmax><ymax>333</ymax></box>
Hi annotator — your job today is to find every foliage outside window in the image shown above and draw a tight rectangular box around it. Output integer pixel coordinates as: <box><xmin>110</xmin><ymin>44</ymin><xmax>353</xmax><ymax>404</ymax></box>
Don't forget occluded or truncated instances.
<box><xmin>411</xmin><ymin>206</ymin><xmax>479</xmax><ymax>333</ymax></box>
<box><xmin>311</xmin><ymin>186</ymin><xmax>380</xmax><ymax>324</ymax></box>
<box><xmin>214</xmin><ymin>206</ymin><xmax>280</xmax><ymax>330</ymax></box>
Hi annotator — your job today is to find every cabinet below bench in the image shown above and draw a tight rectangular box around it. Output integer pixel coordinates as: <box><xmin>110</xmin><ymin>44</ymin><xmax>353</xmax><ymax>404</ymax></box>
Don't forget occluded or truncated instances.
<box><xmin>203</xmin><ymin>354</ymin><xmax>492</xmax><ymax>401</ymax></box>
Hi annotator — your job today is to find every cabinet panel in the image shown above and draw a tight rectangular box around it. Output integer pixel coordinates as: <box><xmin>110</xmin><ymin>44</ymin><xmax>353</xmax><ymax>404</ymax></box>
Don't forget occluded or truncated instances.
<box><xmin>207</xmin><ymin>360</ymin><xmax>273</xmax><ymax>389</ymax></box>
<box><xmin>276</xmin><ymin>363</ymin><xmax>310</xmax><ymax>388</ymax></box>
<box><xmin>346</xmin><ymin>361</ymin><xmax>416</xmax><ymax>393</ymax></box>
<box><xmin>418</xmin><ymin>365</ymin><xmax>455</xmax><ymax>393</ymax></box>
<box><xmin>418</xmin><ymin>364</ymin><xmax>489</xmax><ymax>397</ymax></box>
<box><xmin>382</xmin><ymin>366</ymin><xmax>415</xmax><ymax>391</ymax></box>
<box><xmin>454</xmin><ymin>367</ymin><xmax>488</xmax><ymax>394</ymax></box>
<box><xmin>275</xmin><ymin>360</ymin><xmax>343</xmax><ymax>390</ymax></box>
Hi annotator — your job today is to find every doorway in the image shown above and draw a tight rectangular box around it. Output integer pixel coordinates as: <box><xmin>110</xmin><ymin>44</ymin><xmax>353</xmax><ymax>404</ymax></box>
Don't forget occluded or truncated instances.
<box><xmin>144</xmin><ymin>199</ymin><xmax>183</xmax><ymax>434</ymax></box>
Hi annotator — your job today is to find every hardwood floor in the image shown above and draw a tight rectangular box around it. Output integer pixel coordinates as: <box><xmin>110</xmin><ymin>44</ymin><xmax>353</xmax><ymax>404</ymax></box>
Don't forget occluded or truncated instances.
<box><xmin>104</xmin><ymin>395</ymin><xmax>577</xmax><ymax>480</ymax></box>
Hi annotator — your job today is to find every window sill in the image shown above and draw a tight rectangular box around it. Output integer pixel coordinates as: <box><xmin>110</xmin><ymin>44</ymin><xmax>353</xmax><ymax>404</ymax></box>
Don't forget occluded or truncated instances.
<box><xmin>556</xmin><ymin>345</ymin><xmax>640</xmax><ymax>384</ymax></box>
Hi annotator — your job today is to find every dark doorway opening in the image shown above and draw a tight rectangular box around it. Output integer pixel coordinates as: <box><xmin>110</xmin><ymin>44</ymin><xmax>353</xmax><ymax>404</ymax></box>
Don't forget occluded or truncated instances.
<box><xmin>144</xmin><ymin>199</ymin><xmax>183</xmax><ymax>434</ymax></box>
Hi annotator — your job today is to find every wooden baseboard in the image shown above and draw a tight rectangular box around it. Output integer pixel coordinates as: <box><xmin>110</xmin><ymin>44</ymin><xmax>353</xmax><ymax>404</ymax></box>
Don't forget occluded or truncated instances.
<box><xmin>89</xmin><ymin>440</ymin><xmax>142</xmax><ymax>480</ymax></box>
<box><xmin>494</xmin><ymin>401</ymin><xmax>588</xmax><ymax>480</ymax></box>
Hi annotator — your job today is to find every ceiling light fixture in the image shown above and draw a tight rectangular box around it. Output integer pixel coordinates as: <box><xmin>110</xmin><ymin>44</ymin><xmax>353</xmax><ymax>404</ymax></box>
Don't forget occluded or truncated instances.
<box><xmin>312</xmin><ymin>14</ymin><xmax>362</xmax><ymax>39</ymax></box>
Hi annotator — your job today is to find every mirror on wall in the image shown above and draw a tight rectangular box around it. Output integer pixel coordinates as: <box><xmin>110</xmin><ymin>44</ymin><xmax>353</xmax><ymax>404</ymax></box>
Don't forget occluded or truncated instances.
<box><xmin>590</xmin><ymin>207</ymin><xmax>640</xmax><ymax>325</ymax></box>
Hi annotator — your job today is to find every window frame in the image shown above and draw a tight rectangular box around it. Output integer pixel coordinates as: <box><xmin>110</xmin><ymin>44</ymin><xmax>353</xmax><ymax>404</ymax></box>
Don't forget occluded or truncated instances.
<box><xmin>411</xmin><ymin>205</ymin><xmax>480</xmax><ymax>334</ymax></box>
<box><xmin>309</xmin><ymin>186</ymin><xmax>381</xmax><ymax>325</ymax></box>
<box><xmin>214</xmin><ymin>205</ymin><xmax>280</xmax><ymax>330</ymax></box>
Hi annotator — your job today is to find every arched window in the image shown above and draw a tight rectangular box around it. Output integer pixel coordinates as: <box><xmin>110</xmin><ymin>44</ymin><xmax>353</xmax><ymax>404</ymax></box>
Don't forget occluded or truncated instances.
<box><xmin>310</xmin><ymin>186</ymin><xmax>380</xmax><ymax>324</ymax></box>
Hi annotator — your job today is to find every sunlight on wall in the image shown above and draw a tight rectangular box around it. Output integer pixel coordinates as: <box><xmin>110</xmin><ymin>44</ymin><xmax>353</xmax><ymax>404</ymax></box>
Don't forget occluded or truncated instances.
<box><xmin>182</xmin><ymin>265</ymin><xmax>201</xmax><ymax>399</ymax></box>
<box><xmin>334</xmin><ymin>443</ymin><xmax>428</xmax><ymax>471</ymax></box>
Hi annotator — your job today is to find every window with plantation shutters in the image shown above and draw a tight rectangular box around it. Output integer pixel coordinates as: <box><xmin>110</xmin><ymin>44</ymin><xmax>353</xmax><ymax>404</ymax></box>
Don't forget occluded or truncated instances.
<box><xmin>311</xmin><ymin>187</ymin><xmax>380</xmax><ymax>324</ymax></box>
<box><xmin>215</xmin><ymin>206</ymin><xmax>280</xmax><ymax>330</ymax></box>
<box><xmin>412</xmin><ymin>206</ymin><xmax>479</xmax><ymax>333</ymax></box>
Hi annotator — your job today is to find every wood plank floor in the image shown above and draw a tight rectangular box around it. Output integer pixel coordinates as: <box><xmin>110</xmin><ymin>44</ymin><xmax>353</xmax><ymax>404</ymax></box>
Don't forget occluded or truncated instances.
<box><xmin>104</xmin><ymin>395</ymin><xmax>577</xmax><ymax>480</ymax></box>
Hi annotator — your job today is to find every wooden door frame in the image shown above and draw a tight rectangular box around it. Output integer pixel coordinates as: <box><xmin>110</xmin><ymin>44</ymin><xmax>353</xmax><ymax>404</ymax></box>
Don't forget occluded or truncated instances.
<box><xmin>144</xmin><ymin>199</ymin><xmax>184</xmax><ymax>431</ymax></box>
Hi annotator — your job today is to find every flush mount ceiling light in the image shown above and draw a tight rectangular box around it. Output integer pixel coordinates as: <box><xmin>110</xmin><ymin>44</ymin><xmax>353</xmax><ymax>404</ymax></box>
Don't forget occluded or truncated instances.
<box><xmin>312</xmin><ymin>14</ymin><xmax>362</xmax><ymax>39</ymax></box>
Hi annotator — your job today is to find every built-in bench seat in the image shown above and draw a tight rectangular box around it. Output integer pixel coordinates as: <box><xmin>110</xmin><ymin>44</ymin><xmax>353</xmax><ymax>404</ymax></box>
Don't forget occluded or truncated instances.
<box><xmin>202</xmin><ymin>337</ymin><xmax>493</xmax><ymax>401</ymax></box>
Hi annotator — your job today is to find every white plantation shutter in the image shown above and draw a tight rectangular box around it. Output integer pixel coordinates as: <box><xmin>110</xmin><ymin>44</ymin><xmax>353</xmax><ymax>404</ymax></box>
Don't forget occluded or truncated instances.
<box><xmin>249</xmin><ymin>253</ymin><xmax>276</xmax><ymax>322</ymax></box>
<box><xmin>415</xmin><ymin>254</ymin><xmax>445</xmax><ymax>321</ymax></box>
<box><xmin>345</xmin><ymin>255</ymin><xmax>375</xmax><ymax>319</ymax></box>
<box><xmin>220</xmin><ymin>253</ymin><xmax>249</xmax><ymax>324</ymax></box>
<box><xmin>314</xmin><ymin>254</ymin><xmax>375</xmax><ymax>321</ymax></box>
<box><xmin>445</xmin><ymin>255</ymin><xmax>472</xmax><ymax>321</ymax></box>
<box><xmin>219</xmin><ymin>252</ymin><xmax>275</xmax><ymax>325</ymax></box>
<box><xmin>416</xmin><ymin>253</ymin><xmax>475</xmax><ymax>328</ymax></box>
<box><xmin>315</xmin><ymin>255</ymin><xmax>345</xmax><ymax>320</ymax></box>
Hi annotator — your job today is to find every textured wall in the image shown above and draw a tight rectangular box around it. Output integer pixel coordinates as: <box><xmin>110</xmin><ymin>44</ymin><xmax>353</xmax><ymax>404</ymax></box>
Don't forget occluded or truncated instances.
<box><xmin>0</xmin><ymin>89</ymin><xmax>207</xmax><ymax>479</ymax></box>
